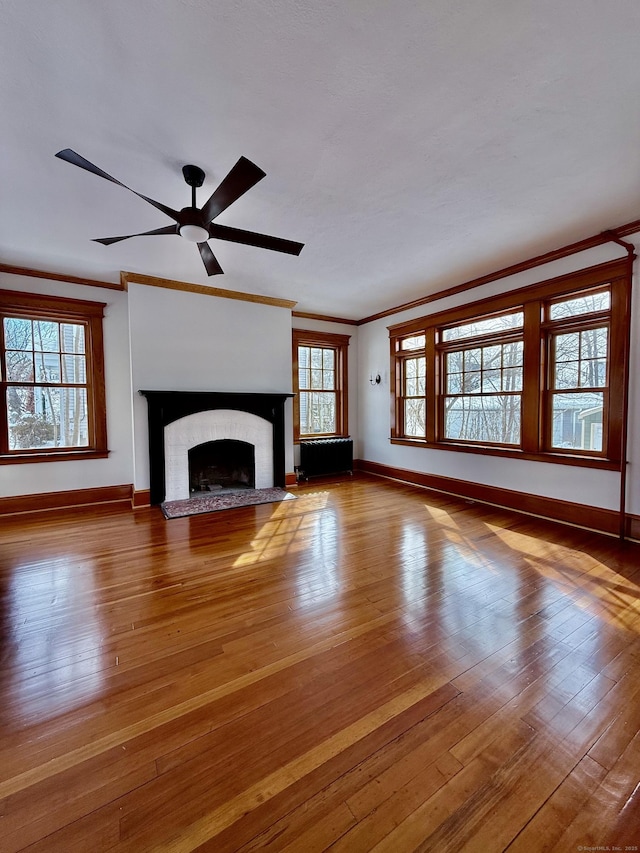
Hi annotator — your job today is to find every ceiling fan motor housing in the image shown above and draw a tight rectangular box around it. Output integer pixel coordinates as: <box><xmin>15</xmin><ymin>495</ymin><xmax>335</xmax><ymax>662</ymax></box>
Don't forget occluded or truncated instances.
<box><xmin>179</xmin><ymin>206</ymin><xmax>206</xmax><ymax>227</ymax></box>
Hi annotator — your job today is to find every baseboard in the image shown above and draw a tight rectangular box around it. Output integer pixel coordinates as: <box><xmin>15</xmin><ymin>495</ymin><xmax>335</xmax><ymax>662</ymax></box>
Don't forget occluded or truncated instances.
<box><xmin>355</xmin><ymin>459</ymin><xmax>621</xmax><ymax>537</ymax></box>
<box><xmin>132</xmin><ymin>489</ymin><xmax>151</xmax><ymax>508</ymax></box>
<box><xmin>0</xmin><ymin>484</ymin><xmax>133</xmax><ymax>516</ymax></box>
<box><xmin>2</xmin><ymin>472</ymin><xmax>634</xmax><ymax>537</ymax></box>
<box><xmin>285</xmin><ymin>472</ymin><xmax>297</xmax><ymax>486</ymax></box>
<box><xmin>626</xmin><ymin>514</ymin><xmax>640</xmax><ymax>541</ymax></box>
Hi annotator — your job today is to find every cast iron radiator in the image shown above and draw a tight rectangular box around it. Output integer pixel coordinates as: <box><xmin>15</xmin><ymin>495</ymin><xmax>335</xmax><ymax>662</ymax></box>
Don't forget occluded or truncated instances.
<box><xmin>299</xmin><ymin>438</ymin><xmax>353</xmax><ymax>479</ymax></box>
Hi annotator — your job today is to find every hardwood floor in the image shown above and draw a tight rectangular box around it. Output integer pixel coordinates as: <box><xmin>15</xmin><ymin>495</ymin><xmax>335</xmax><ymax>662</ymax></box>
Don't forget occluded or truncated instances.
<box><xmin>1</xmin><ymin>473</ymin><xmax>639</xmax><ymax>851</ymax></box>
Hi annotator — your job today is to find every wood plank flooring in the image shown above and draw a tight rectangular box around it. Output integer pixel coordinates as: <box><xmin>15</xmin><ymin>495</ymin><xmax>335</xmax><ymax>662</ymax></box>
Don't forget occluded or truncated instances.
<box><xmin>1</xmin><ymin>473</ymin><xmax>639</xmax><ymax>851</ymax></box>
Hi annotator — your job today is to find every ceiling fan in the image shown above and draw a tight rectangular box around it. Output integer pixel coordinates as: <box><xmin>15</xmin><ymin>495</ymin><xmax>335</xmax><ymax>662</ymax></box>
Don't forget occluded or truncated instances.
<box><xmin>55</xmin><ymin>149</ymin><xmax>304</xmax><ymax>276</ymax></box>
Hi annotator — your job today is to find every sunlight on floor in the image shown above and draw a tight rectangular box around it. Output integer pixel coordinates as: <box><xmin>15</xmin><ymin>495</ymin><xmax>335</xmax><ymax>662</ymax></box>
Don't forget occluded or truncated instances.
<box><xmin>229</xmin><ymin>484</ymin><xmax>640</xmax><ymax>642</ymax></box>
<box><xmin>483</xmin><ymin>522</ymin><xmax>640</xmax><ymax>631</ymax></box>
<box><xmin>232</xmin><ymin>490</ymin><xmax>331</xmax><ymax>569</ymax></box>
<box><xmin>423</xmin><ymin>503</ymin><xmax>461</xmax><ymax>529</ymax></box>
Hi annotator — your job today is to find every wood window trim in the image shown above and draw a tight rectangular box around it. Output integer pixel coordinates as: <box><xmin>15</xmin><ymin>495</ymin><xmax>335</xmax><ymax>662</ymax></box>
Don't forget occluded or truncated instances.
<box><xmin>388</xmin><ymin>436</ymin><xmax>620</xmax><ymax>470</ymax></box>
<box><xmin>0</xmin><ymin>288</ymin><xmax>108</xmax><ymax>463</ymax></box>
<box><xmin>389</xmin><ymin>258</ymin><xmax>632</xmax><ymax>469</ymax></box>
<box><xmin>292</xmin><ymin>329</ymin><xmax>350</xmax><ymax>443</ymax></box>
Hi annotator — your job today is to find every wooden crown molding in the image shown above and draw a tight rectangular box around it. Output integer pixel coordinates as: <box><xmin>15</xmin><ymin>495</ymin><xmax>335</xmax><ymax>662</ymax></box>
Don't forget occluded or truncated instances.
<box><xmin>121</xmin><ymin>271</ymin><xmax>297</xmax><ymax>309</ymax></box>
<box><xmin>387</xmin><ymin>256</ymin><xmax>630</xmax><ymax>335</ymax></box>
<box><xmin>357</xmin><ymin>218</ymin><xmax>640</xmax><ymax>326</ymax></box>
<box><xmin>292</xmin><ymin>310</ymin><xmax>358</xmax><ymax>326</ymax></box>
<box><xmin>0</xmin><ymin>263</ymin><xmax>123</xmax><ymax>291</ymax></box>
<box><xmin>3</xmin><ymin>218</ymin><xmax>639</xmax><ymax>324</ymax></box>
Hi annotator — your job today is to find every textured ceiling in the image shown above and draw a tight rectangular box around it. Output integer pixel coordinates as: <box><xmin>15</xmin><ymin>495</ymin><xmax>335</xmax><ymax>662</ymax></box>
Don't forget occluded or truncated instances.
<box><xmin>1</xmin><ymin>0</ymin><xmax>639</xmax><ymax>319</ymax></box>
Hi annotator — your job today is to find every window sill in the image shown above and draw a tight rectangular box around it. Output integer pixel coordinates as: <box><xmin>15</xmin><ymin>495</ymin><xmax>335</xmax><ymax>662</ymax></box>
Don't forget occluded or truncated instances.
<box><xmin>389</xmin><ymin>438</ymin><xmax>620</xmax><ymax>470</ymax></box>
<box><xmin>0</xmin><ymin>449</ymin><xmax>109</xmax><ymax>465</ymax></box>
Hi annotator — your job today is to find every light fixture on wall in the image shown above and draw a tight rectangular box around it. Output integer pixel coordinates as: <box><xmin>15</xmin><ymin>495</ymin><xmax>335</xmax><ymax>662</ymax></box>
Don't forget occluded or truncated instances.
<box><xmin>369</xmin><ymin>373</ymin><xmax>381</xmax><ymax>386</ymax></box>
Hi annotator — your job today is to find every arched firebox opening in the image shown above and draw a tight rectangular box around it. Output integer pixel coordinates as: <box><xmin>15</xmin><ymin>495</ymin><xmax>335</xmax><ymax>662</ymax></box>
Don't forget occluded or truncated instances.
<box><xmin>188</xmin><ymin>439</ymin><xmax>255</xmax><ymax>494</ymax></box>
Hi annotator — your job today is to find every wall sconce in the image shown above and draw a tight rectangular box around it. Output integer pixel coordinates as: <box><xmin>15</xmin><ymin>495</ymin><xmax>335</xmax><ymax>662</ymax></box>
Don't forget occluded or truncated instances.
<box><xmin>369</xmin><ymin>373</ymin><xmax>381</xmax><ymax>385</ymax></box>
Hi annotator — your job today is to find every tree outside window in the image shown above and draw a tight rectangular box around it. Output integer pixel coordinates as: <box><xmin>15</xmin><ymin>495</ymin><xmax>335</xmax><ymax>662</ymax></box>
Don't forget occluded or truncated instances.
<box><xmin>388</xmin><ymin>260</ymin><xmax>630</xmax><ymax>467</ymax></box>
<box><xmin>293</xmin><ymin>329</ymin><xmax>350</xmax><ymax>442</ymax></box>
<box><xmin>441</xmin><ymin>313</ymin><xmax>524</xmax><ymax>446</ymax></box>
<box><xmin>547</xmin><ymin>290</ymin><xmax>610</xmax><ymax>453</ymax></box>
<box><xmin>0</xmin><ymin>289</ymin><xmax>107</xmax><ymax>461</ymax></box>
<box><xmin>396</xmin><ymin>334</ymin><xmax>426</xmax><ymax>438</ymax></box>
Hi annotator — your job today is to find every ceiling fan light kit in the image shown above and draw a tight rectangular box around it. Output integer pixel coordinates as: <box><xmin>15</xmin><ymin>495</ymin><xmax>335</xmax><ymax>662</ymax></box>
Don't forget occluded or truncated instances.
<box><xmin>178</xmin><ymin>224</ymin><xmax>210</xmax><ymax>243</ymax></box>
<box><xmin>54</xmin><ymin>149</ymin><xmax>304</xmax><ymax>276</ymax></box>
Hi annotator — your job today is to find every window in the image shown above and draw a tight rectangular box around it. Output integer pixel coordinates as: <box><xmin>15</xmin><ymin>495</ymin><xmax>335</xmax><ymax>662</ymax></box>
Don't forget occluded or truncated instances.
<box><xmin>443</xmin><ymin>339</ymin><xmax>523</xmax><ymax>445</ymax></box>
<box><xmin>396</xmin><ymin>335</ymin><xmax>426</xmax><ymax>438</ymax></box>
<box><xmin>547</xmin><ymin>290</ymin><xmax>610</xmax><ymax>454</ymax></box>
<box><xmin>0</xmin><ymin>289</ymin><xmax>108</xmax><ymax>462</ymax></box>
<box><xmin>441</xmin><ymin>312</ymin><xmax>523</xmax><ymax>445</ymax></box>
<box><xmin>389</xmin><ymin>259</ymin><xmax>631</xmax><ymax>467</ymax></box>
<box><xmin>293</xmin><ymin>329</ymin><xmax>350</xmax><ymax>442</ymax></box>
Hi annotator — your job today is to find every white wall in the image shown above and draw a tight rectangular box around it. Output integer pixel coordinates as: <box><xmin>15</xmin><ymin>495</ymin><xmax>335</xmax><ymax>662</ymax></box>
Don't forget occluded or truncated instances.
<box><xmin>3</xmin><ymin>236</ymin><xmax>640</xmax><ymax>520</ymax></box>
<box><xmin>0</xmin><ymin>275</ymin><xmax>295</xmax><ymax>498</ymax></box>
<box><xmin>357</xmin><ymin>240</ymin><xmax>640</xmax><ymax>515</ymax></box>
<box><xmin>128</xmin><ymin>283</ymin><xmax>294</xmax><ymax>491</ymax></box>
<box><xmin>0</xmin><ymin>272</ymin><xmax>134</xmax><ymax>498</ymax></box>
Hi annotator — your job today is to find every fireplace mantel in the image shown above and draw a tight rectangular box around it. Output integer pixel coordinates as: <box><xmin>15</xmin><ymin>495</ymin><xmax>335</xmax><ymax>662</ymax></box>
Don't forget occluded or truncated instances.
<box><xmin>140</xmin><ymin>390</ymin><xmax>293</xmax><ymax>504</ymax></box>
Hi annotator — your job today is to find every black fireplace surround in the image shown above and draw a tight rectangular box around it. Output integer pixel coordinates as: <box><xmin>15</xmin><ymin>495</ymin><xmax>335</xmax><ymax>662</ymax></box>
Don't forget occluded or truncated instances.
<box><xmin>140</xmin><ymin>390</ymin><xmax>293</xmax><ymax>504</ymax></box>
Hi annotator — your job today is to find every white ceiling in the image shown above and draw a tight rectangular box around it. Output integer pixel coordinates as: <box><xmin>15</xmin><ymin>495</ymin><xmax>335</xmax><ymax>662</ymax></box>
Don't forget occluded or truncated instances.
<box><xmin>1</xmin><ymin>0</ymin><xmax>639</xmax><ymax>320</ymax></box>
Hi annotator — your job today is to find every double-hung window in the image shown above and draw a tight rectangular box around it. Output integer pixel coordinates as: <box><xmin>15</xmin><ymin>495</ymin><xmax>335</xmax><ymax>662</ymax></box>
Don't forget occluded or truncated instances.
<box><xmin>0</xmin><ymin>289</ymin><xmax>108</xmax><ymax>462</ymax></box>
<box><xmin>546</xmin><ymin>289</ymin><xmax>610</xmax><ymax>454</ymax></box>
<box><xmin>293</xmin><ymin>329</ymin><xmax>350</xmax><ymax>442</ymax></box>
<box><xmin>396</xmin><ymin>335</ymin><xmax>426</xmax><ymax>438</ymax></box>
<box><xmin>389</xmin><ymin>259</ymin><xmax>630</xmax><ymax>468</ymax></box>
<box><xmin>441</xmin><ymin>312</ymin><xmax>523</xmax><ymax>446</ymax></box>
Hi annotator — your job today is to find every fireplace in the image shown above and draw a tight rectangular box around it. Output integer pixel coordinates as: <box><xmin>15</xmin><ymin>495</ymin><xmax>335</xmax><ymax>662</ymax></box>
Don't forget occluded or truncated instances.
<box><xmin>140</xmin><ymin>390</ymin><xmax>293</xmax><ymax>504</ymax></box>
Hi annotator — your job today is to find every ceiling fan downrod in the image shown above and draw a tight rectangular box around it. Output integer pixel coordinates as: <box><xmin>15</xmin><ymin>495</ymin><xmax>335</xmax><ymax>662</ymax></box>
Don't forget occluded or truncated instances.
<box><xmin>179</xmin><ymin>164</ymin><xmax>208</xmax><ymax>242</ymax></box>
<box><xmin>182</xmin><ymin>164</ymin><xmax>205</xmax><ymax>208</ymax></box>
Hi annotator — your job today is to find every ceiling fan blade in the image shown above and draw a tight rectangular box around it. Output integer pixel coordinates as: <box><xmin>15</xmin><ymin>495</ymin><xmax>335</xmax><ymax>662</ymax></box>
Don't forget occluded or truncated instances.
<box><xmin>93</xmin><ymin>224</ymin><xmax>178</xmax><ymax>245</ymax></box>
<box><xmin>200</xmin><ymin>156</ymin><xmax>266</xmax><ymax>224</ymax></box>
<box><xmin>55</xmin><ymin>148</ymin><xmax>181</xmax><ymax>223</ymax></box>
<box><xmin>208</xmin><ymin>223</ymin><xmax>304</xmax><ymax>255</ymax></box>
<box><xmin>198</xmin><ymin>241</ymin><xmax>223</xmax><ymax>276</ymax></box>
